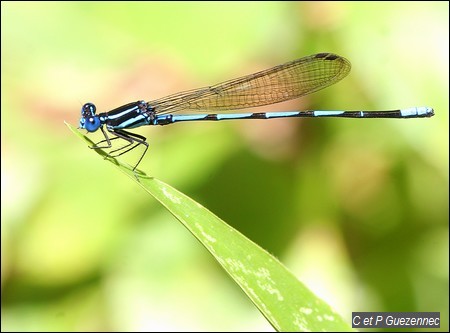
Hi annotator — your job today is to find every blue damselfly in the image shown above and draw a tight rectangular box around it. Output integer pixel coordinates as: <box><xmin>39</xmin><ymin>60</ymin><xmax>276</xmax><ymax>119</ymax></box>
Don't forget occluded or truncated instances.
<box><xmin>79</xmin><ymin>53</ymin><xmax>434</xmax><ymax>170</ymax></box>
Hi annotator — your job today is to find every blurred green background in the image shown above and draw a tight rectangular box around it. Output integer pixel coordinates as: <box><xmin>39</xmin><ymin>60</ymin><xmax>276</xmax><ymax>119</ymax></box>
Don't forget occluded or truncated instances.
<box><xmin>1</xmin><ymin>2</ymin><xmax>448</xmax><ymax>331</ymax></box>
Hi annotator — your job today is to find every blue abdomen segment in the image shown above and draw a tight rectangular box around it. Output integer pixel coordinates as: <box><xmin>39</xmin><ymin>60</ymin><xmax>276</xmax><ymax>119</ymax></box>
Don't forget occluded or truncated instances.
<box><xmin>153</xmin><ymin>111</ymin><xmax>311</xmax><ymax>125</ymax></box>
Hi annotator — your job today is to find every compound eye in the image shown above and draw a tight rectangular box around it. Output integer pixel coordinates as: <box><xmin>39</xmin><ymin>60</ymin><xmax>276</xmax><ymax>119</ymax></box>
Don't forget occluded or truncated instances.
<box><xmin>84</xmin><ymin>115</ymin><xmax>101</xmax><ymax>132</ymax></box>
<box><xmin>81</xmin><ymin>103</ymin><xmax>96</xmax><ymax>117</ymax></box>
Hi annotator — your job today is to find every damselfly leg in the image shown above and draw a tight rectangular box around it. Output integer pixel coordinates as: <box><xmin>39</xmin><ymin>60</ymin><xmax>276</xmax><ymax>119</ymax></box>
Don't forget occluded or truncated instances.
<box><xmin>90</xmin><ymin>126</ymin><xmax>148</xmax><ymax>171</ymax></box>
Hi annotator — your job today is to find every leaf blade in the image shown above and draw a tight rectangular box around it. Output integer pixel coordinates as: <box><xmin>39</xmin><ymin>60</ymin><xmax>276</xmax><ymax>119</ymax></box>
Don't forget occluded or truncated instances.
<box><xmin>66</xmin><ymin>122</ymin><xmax>352</xmax><ymax>331</ymax></box>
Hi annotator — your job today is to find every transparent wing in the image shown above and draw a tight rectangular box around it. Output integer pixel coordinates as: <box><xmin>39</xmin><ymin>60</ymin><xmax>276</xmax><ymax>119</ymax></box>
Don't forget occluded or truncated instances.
<box><xmin>149</xmin><ymin>53</ymin><xmax>351</xmax><ymax>115</ymax></box>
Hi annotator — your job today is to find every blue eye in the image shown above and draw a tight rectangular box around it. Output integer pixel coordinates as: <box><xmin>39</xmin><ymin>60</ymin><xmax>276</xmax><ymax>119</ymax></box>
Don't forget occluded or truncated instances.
<box><xmin>84</xmin><ymin>116</ymin><xmax>101</xmax><ymax>132</ymax></box>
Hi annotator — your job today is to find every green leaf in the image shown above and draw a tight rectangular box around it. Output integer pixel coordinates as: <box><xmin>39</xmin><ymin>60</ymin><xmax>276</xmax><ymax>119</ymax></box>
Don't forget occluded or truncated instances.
<box><xmin>66</xmin><ymin>122</ymin><xmax>352</xmax><ymax>332</ymax></box>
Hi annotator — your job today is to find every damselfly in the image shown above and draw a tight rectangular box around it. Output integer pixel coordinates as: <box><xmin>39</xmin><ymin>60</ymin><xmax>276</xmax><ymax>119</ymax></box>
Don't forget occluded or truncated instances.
<box><xmin>79</xmin><ymin>53</ymin><xmax>434</xmax><ymax>170</ymax></box>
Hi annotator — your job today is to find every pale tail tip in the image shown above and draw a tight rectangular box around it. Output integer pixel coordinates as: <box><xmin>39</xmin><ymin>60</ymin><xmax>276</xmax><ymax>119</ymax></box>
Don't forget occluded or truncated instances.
<box><xmin>418</xmin><ymin>106</ymin><xmax>434</xmax><ymax>117</ymax></box>
<box><xmin>401</xmin><ymin>107</ymin><xmax>434</xmax><ymax>118</ymax></box>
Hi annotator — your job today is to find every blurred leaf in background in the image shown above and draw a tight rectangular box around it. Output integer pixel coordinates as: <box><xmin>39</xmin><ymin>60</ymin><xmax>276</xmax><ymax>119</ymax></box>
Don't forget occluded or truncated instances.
<box><xmin>1</xmin><ymin>1</ymin><xmax>448</xmax><ymax>332</ymax></box>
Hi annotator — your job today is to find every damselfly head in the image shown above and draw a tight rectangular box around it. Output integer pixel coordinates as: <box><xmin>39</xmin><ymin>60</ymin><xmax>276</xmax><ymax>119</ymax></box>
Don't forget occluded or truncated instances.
<box><xmin>80</xmin><ymin>103</ymin><xmax>101</xmax><ymax>132</ymax></box>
